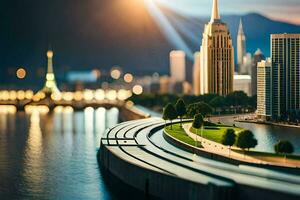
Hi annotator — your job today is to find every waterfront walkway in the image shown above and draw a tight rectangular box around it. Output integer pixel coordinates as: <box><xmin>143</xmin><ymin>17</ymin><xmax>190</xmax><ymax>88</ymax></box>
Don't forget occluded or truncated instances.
<box><xmin>100</xmin><ymin>118</ymin><xmax>300</xmax><ymax>200</ymax></box>
<box><xmin>183</xmin><ymin>124</ymin><xmax>300</xmax><ymax>168</ymax></box>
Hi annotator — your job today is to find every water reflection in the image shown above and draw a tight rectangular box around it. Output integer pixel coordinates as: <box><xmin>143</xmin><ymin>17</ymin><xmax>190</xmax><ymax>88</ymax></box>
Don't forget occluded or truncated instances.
<box><xmin>0</xmin><ymin>107</ymin><xmax>119</xmax><ymax>199</ymax></box>
<box><xmin>23</xmin><ymin>111</ymin><xmax>44</xmax><ymax>195</ymax></box>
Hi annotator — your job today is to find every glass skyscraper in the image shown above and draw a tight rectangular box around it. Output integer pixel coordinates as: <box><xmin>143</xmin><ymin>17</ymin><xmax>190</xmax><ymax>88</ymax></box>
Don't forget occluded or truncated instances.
<box><xmin>271</xmin><ymin>34</ymin><xmax>300</xmax><ymax>119</ymax></box>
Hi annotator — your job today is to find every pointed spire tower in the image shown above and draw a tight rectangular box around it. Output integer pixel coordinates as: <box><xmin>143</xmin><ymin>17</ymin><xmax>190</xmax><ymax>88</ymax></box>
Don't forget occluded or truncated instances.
<box><xmin>237</xmin><ymin>18</ymin><xmax>246</xmax><ymax>72</ymax></box>
<box><xmin>210</xmin><ymin>0</ymin><xmax>220</xmax><ymax>22</ymax></box>
<box><xmin>199</xmin><ymin>0</ymin><xmax>234</xmax><ymax>95</ymax></box>
<box><xmin>41</xmin><ymin>49</ymin><xmax>60</xmax><ymax>95</ymax></box>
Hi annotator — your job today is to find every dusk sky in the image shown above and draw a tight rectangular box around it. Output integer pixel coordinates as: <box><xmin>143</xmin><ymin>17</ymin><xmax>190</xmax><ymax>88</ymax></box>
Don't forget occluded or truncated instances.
<box><xmin>156</xmin><ymin>0</ymin><xmax>300</xmax><ymax>24</ymax></box>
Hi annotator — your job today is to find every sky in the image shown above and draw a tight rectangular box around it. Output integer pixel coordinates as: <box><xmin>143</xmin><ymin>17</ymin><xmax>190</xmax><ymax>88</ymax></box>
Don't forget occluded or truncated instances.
<box><xmin>155</xmin><ymin>0</ymin><xmax>300</xmax><ymax>24</ymax></box>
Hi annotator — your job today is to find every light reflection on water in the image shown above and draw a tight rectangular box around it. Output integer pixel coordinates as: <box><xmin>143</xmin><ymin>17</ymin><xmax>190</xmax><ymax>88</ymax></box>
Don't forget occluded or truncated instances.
<box><xmin>0</xmin><ymin>107</ymin><xmax>119</xmax><ymax>200</ymax></box>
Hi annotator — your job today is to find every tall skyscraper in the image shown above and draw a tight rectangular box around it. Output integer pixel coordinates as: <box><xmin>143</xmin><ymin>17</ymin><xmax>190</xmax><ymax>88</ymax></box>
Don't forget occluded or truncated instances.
<box><xmin>271</xmin><ymin>34</ymin><xmax>300</xmax><ymax>119</ymax></box>
<box><xmin>257</xmin><ymin>59</ymin><xmax>272</xmax><ymax>120</ymax></box>
<box><xmin>193</xmin><ymin>52</ymin><xmax>201</xmax><ymax>95</ymax></box>
<box><xmin>41</xmin><ymin>50</ymin><xmax>60</xmax><ymax>95</ymax></box>
<box><xmin>237</xmin><ymin>19</ymin><xmax>246</xmax><ymax>72</ymax></box>
<box><xmin>169</xmin><ymin>50</ymin><xmax>186</xmax><ymax>83</ymax></box>
<box><xmin>200</xmin><ymin>0</ymin><xmax>234</xmax><ymax>95</ymax></box>
<box><xmin>251</xmin><ymin>49</ymin><xmax>265</xmax><ymax>96</ymax></box>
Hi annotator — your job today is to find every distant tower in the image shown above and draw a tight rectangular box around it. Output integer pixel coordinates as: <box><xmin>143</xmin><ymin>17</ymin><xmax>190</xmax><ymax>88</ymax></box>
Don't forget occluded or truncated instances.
<box><xmin>237</xmin><ymin>19</ymin><xmax>246</xmax><ymax>72</ymax></box>
<box><xmin>193</xmin><ymin>52</ymin><xmax>201</xmax><ymax>95</ymax></box>
<box><xmin>200</xmin><ymin>0</ymin><xmax>234</xmax><ymax>95</ymax></box>
<box><xmin>170</xmin><ymin>50</ymin><xmax>186</xmax><ymax>83</ymax></box>
<box><xmin>41</xmin><ymin>50</ymin><xmax>60</xmax><ymax>95</ymax></box>
<box><xmin>251</xmin><ymin>49</ymin><xmax>265</xmax><ymax>96</ymax></box>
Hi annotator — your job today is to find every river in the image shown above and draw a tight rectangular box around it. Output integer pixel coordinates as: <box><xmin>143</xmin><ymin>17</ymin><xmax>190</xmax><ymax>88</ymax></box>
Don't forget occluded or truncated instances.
<box><xmin>0</xmin><ymin>107</ymin><xmax>119</xmax><ymax>200</ymax></box>
<box><xmin>1</xmin><ymin>109</ymin><xmax>300</xmax><ymax>199</ymax></box>
<box><xmin>216</xmin><ymin>116</ymin><xmax>300</xmax><ymax>154</ymax></box>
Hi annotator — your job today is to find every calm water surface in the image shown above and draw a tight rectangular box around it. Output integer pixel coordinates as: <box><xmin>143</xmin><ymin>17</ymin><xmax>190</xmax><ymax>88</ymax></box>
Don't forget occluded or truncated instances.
<box><xmin>0</xmin><ymin>107</ymin><xmax>119</xmax><ymax>200</ymax></box>
<box><xmin>218</xmin><ymin>118</ymin><xmax>300</xmax><ymax>153</ymax></box>
<box><xmin>1</xmin><ymin>109</ymin><xmax>300</xmax><ymax>199</ymax></box>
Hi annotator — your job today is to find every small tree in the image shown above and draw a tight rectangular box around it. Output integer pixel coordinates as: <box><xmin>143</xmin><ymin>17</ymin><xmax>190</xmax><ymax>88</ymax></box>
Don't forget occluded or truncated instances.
<box><xmin>163</xmin><ymin>103</ymin><xmax>177</xmax><ymax>130</ymax></box>
<box><xmin>221</xmin><ymin>129</ymin><xmax>236</xmax><ymax>157</ymax></box>
<box><xmin>187</xmin><ymin>102</ymin><xmax>213</xmax><ymax>118</ymax></box>
<box><xmin>210</xmin><ymin>96</ymin><xmax>225</xmax><ymax>115</ymax></box>
<box><xmin>192</xmin><ymin>114</ymin><xmax>204</xmax><ymax>147</ymax></box>
<box><xmin>236</xmin><ymin>130</ymin><xmax>257</xmax><ymax>152</ymax></box>
<box><xmin>274</xmin><ymin>140</ymin><xmax>294</xmax><ymax>162</ymax></box>
<box><xmin>162</xmin><ymin>104</ymin><xmax>169</xmax><ymax>127</ymax></box>
<box><xmin>175</xmin><ymin>98</ymin><xmax>187</xmax><ymax>128</ymax></box>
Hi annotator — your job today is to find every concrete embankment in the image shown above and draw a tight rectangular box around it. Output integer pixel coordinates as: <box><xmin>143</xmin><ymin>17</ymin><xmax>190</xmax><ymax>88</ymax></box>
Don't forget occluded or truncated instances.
<box><xmin>99</xmin><ymin>119</ymin><xmax>234</xmax><ymax>200</ymax></box>
<box><xmin>163</xmin><ymin>130</ymin><xmax>300</xmax><ymax>175</ymax></box>
<box><xmin>99</xmin><ymin>114</ymin><xmax>300</xmax><ymax>200</ymax></box>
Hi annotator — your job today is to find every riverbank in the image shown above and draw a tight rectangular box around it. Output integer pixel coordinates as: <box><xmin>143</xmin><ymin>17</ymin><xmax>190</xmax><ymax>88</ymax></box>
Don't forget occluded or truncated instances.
<box><xmin>236</xmin><ymin>119</ymin><xmax>300</xmax><ymax>129</ymax></box>
<box><xmin>166</xmin><ymin>123</ymin><xmax>300</xmax><ymax>168</ymax></box>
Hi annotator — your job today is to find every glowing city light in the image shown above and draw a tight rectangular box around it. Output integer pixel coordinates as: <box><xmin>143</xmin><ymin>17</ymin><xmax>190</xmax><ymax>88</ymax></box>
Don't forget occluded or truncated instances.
<box><xmin>25</xmin><ymin>105</ymin><xmax>50</xmax><ymax>115</ymax></box>
<box><xmin>33</xmin><ymin>92</ymin><xmax>46</xmax><ymax>102</ymax></box>
<box><xmin>54</xmin><ymin>106</ymin><xmax>64</xmax><ymax>113</ymax></box>
<box><xmin>92</xmin><ymin>69</ymin><xmax>101</xmax><ymax>79</ymax></box>
<box><xmin>132</xmin><ymin>85</ymin><xmax>143</xmax><ymax>95</ymax></box>
<box><xmin>62</xmin><ymin>92</ymin><xmax>74</xmax><ymax>101</ymax></box>
<box><xmin>25</xmin><ymin>90</ymin><xmax>34</xmax><ymax>99</ymax></box>
<box><xmin>111</xmin><ymin>68</ymin><xmax>121</xmax><ymax>80</ymax></box>
<box><xmin>9</xmin><ymin>90</ymin><xmax>17</xmax><ymax>101</ymax></box>
<box><xmin>74</xmin><ymin>91</ymin><xmax>83</xmax><ymax>101</ymax></box>
<box><xmin>51</xmin><ymin>92</ymin><xmax>62</xmax><ymax>101</ymax></box>
<box><xmin>124</xmin><ymin>73</ymin><xmax>134</xmax><ymax>83</ymax></box>
<box><xmin>64</xmin><ymin>106</ymin><xmax>74</xmax><ymax>113</ymax></box>
<box><xmin>117</xmin><ymin>89</ymin><xmax>132</xmax><ymax>101</ymax></box>
<box><xmin>17</xmin><ymin>90</ymin><xmax>25</xmax><ymax>100</ymax></box>
<box><xmin>1</xmin><ymin>91</ymin><xmax>9</xmax><ymax>101</ymax></box>
<box><xmin>95</xmin><ymin>89</ymin><xmax>105</xmax><ymax>101</ymax></box>
<box><xmin>106</xmin><ymin>90</ymin><xmax>117</xmax><ymax>101</ymax></box>
<box><xmin>0</xmin><ymin>105</ymin><xmax>17</xmax><ymax>114</ymax></box>
<box><xmin>16</xmin><ymin>68</ymin><xmax>27</xmax><ymax>79</ymax></box>
<box><xmin>84</xmin><ymin>90</ymin><xmax>94</xmax><ymax>101</ymax></box>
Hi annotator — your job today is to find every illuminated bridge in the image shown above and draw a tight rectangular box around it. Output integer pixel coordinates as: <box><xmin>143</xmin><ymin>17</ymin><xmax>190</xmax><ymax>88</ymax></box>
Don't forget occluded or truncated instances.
<box><xmin>0</xmin><ymin>50</ymin><xmax>145</xmax><ymax>121</ymax></box>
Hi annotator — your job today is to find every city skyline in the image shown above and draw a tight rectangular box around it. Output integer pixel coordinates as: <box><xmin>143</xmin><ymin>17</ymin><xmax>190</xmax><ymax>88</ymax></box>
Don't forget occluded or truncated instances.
<box><xmin>1</xmin><ymin>1</ymin><xmax>300</xmax><ymax>200</ymax></box>
<box><xmin>1</xmin><ymin>0</ymin><xmax>300</xmax><ymax>87</ymax></box>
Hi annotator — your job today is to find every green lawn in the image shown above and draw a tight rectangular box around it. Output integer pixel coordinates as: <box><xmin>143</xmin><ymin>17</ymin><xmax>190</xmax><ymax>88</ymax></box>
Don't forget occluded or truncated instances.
<box><xmin>190</xmin><ymin>124</ymin><xmax>243</xmax><ymax>144</ymax></box>
<box><xmin>164</xmin><ymin>124</ymin><xmax>202</xmax><ymax>148</ymax></box>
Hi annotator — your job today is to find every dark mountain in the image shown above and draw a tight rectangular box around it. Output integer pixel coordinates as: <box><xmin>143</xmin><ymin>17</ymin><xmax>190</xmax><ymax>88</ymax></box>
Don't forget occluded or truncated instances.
<box><xmin>1</xmin><ymin>0</ymin><xmax>300</xmax><ymax>86</ymax></box>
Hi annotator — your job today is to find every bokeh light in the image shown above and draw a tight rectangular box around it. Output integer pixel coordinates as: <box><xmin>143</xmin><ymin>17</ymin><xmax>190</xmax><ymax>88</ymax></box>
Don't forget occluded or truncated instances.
<box><xmin>132</xmin><ymin>85</ymin><xmax>143</xmax><ymax>95</ymax></box>
<box><xmin>16</xmin><ymin>68</ymin><xmax>27</xmax><ymax>79</ymax></box>
<box><xmin>111</xmin><ymin>68</ymin><xmax>121</xmax><ymax>80</ymax></box>
<box><xmin>124</xmin><ymin>73</ymin><xmax>134</xmax><ymax>83</ymax></box>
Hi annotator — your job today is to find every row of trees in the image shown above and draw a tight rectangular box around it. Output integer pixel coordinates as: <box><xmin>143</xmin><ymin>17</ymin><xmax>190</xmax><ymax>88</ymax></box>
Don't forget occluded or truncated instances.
<box><xmin>163</xmin><ymin>98</ymin><xmax>295</xmax><ymax>158</ymax></box>
<box><xmin>130</xmin><ymin>91</ymin><xmax>256</xmax><ymax>114</ymax></box>
<box><xmin>163</xmin><ymin>99</ymin><xmax>213</xmax><ymax>129</ymax></box>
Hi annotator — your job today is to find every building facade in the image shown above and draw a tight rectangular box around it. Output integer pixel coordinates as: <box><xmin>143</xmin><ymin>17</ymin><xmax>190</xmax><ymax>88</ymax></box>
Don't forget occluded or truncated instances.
<box><xmin>233</xmin><ymin>75</ymin><xmax>252</xmax><ymax>96</ymax></box>
<box><xmin>193</xmin><ymin>52</ymin><xmax>201</xmax><ymax>95</ymax></box>
<box><xmin>170</xmin><ymin>50</ymin><xmax>186</xmax><ymax>83</ymax></box>
<box><xmin>257</xmin><ymin>59</ymin><xmax>272</xmax><ymax>119</ymax></box>
<box><xmin>237</xmin><ymin>19</ymin><xmax>246</xmax><ymax>72</ymax></box>
<box><xmin>200</xmin><ymin>0</ymin><xmax>234</xmax><ymax>96</ymax></box>
<box><xmin>251</xmin><ymin>49</ymin><xmax>265</xmax><ymax>96</ymax></box>
<box><xmin>271</xmin><ymin>34</ymin><xmax>300</xmax><ymax>119</ymax></box>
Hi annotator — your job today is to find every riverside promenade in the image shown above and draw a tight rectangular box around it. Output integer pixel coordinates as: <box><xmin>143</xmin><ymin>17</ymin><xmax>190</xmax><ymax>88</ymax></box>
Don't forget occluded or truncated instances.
<box><xmin>183</xmin><ymin>124</ymin><xmax>300</xmax><ymax>168</ymax></box>
<box><xmin>99</xmin><ymin>118</ymin><xmax>300</xmax><ymax>200</ymax></box>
